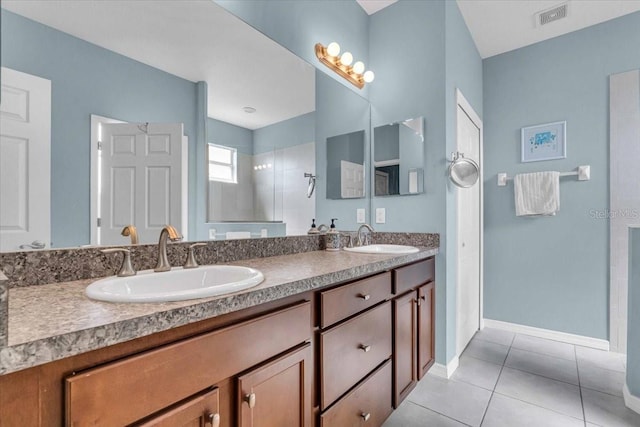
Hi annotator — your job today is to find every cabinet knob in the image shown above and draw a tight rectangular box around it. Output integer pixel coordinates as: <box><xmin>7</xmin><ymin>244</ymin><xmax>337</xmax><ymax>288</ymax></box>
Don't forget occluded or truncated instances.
<box><xmin>359</xmin><ymin>344</ymin><xmax>371</xmax><ymax>353</ymax></box>
<box><xmin>245</xmin><ymin>392</ymin><xmax>256</xmax><ymax>409</ymax></box>
<box><xmin>358</xmin><ymin>293</ymin><xmax>371</xmax><ymax>301</ymax></box>
<box><xmin>207</xmin><ymin>413</ymin><xmax>220</xmax><ymax>427</ymax></box>
<box><xmin>361</xmin><ymin>412</ymin><xmax>371</xmax><ymax>421</ymax></box>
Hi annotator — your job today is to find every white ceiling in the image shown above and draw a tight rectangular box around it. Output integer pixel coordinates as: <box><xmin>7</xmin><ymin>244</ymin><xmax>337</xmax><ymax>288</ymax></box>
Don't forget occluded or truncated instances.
<box><xmin>356</xmin><ymin>0</ymin><xmax>398</xmax><ymax>15</ymax></box>
<box><xmin>457</xmin><ymin>0</ymin><xmax>640</xmax><ymax>58</ymax></box>
<box><xmin>1</xmin><ymin>0</ymin><xmax>315</xmax><ymax>130</ymax></box>
<box><xmin>357</xmin><ymin>0</ymin><xmax>640</xmax><ymax>58</ymax></box>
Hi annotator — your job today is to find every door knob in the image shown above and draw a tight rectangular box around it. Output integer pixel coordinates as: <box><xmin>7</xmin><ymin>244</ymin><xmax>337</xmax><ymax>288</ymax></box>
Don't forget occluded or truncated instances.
<box><xmin>244</xmin><ymin>392</ymin><xmax>256</xmax><ymax>409</ymax></box>
<box><xmin>19</xmin><ymin>240</ymin><xmax>45</xmax><ymax>250</ymax></box>
<box><xmin>207</xmin><ymin>413</ymin><xmax>220</xmax><ymax>427</ymax></box>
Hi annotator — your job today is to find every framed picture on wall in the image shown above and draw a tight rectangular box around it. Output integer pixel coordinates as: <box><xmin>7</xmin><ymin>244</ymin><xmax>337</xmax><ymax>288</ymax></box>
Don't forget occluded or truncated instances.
<box><xmin>521</xmin><ymin>121</ymin><xmax>566</xmax><ymax>162</ymax></box>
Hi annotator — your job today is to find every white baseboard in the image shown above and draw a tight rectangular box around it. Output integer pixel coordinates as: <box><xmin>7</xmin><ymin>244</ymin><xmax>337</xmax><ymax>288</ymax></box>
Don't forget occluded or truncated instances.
<box><xmin>483</xmin><ymin>318</ymin><xmax>610</xmax><ymax>351</ymax></box>
<box><xmin>624</xmin><ymin>382</ymin><xmax>640</xmax><ymax>415</ymax></box>
<box><xmin>430</xmin><ymin>356</ymin><xmax>459</xmax><ymax>379</ymax></box>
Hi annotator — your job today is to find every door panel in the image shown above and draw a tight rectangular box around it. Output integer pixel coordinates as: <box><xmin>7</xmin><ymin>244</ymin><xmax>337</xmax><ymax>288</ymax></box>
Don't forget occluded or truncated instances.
<box><xmin>418</xmin><ymin>282</ymin><xmax>435</xmax><ymax>378</ymax></box>
<box><xmin>100</xmin><ymin>122</ymin><xmax>183</xmax><ymax>245</ymax></box>
<box><xmin>392</xmin><ymin>291</ymin><xmax>417</xmax><ymax>407</ymax></box>
<box><xmin>237</xmin><ymin>343</ymin><xmax>311</xmax><ymax>427</ymax></box>
<box><xmin>0</xmin><ymin>67</ymin><xmax>51</xmax><ymax>251</ymax></box>
<box><xmin>456</xmin><ymin>105</ymin><xmax>481</xmax><ymax>354</ymax></box>
<box><xmin>135</xmin><ymin>388</ymin><xmax>220</xmax><ymax>427</ymax></box>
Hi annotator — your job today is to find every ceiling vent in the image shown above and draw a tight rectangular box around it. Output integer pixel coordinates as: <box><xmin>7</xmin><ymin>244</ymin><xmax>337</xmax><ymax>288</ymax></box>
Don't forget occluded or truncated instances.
<box><xmin>535</xmin><ymin>2</ymin><xmax>569</xmax><ymax>27</ymax></box>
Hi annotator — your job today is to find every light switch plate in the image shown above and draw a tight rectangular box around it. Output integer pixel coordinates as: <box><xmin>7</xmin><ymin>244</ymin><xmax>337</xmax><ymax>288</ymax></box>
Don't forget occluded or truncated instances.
<box><xmin>209</xmin><ymin>228</ymin><xmax>216</xmax><ymax>240</ymax></box>
<box><xmin>356</xmin><ymin>208</ymin><xmax>366</xmax><ymax>223</ymax></box>
<box><xmin>375</xmin><ymin>208</ymin><xmax>386</xmax><ymax>224</ymax></box>
<box><xmin>261</xmin><ymin>228</ymin><xmax>268</xmax><ymax>237</ymax></box>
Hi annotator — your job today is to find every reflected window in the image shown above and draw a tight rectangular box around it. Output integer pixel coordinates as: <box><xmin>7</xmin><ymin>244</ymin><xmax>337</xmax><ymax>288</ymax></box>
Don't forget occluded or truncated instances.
<box><xmin>208</xmin><ymin>143</ymin><xmax>237</xmax><ymax>183</ymax></box>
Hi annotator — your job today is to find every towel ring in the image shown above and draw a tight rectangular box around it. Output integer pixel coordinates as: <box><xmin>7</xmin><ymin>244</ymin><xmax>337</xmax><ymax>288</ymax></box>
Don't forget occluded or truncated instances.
<box><xmin>448</xmin><ymin>152</ymin><xmax>479</xmax><ymax>188</ymax></box>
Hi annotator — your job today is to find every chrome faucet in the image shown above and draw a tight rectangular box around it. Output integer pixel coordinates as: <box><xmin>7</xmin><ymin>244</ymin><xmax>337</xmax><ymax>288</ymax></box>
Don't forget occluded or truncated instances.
<box><xmin>121</xmin><ymin>225</ymin><xmax>138</xmax><ymax>245</ymax></box>
<box><xmin>155</xmin><ymin>225</ymin><xmax>182</xmax><ymax>272</ymax></box>
<box><xmin>357</xmin><ymin>224</ymin><xmax>375</xmax><ymax>246</ymax></box>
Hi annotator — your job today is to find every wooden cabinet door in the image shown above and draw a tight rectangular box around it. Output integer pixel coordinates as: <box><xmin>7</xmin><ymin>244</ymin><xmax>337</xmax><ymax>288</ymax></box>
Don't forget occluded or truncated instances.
<box><xmin>135</xmin><ymin>388</ymin><xmax>221</xmax><ymax>427</ymax></box>
<box><xmin>237</xmin><ymin>343</ymin><xmax>312</xmax><ymax>427</ymax></box>
<box><xmin>392</xmin><ymin>291</ymin><xmax>418</xmax><ymax>408</ymax></box>
<box><xmin>417</xmin><ymin>282</ymin><xmax>435</xmax><ymax>379</ymax></box>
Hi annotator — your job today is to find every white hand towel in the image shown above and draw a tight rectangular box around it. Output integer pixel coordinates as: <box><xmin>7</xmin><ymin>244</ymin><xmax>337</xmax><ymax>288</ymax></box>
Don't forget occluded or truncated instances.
<box><xmin>514</xmin><ymin>171</ymin><xmax>560</xmax><ymax>216</ymax></box>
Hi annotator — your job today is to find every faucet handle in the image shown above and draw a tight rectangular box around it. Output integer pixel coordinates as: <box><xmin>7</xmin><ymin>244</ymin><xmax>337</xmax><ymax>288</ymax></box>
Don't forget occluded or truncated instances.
<box><xmin>101</xmin><ymin>248</ymin><xmax>136</xmax><ymax>277</ymax></box>
<box><xmin>184</xmin><ymin>243</ymin><xmax>207</xmax><ymax>269</ymax></box>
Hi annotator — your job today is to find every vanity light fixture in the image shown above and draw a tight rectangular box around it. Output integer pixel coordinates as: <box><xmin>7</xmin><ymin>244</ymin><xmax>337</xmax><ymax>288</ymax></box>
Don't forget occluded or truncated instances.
<box><xmin>315</xmin><ymin>42</ymin><xmax>374</xmax><ymax>89</ymax></box>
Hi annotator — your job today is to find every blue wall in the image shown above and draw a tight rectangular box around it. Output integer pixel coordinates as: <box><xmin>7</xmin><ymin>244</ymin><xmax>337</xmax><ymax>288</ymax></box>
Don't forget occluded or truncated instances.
<box><xmin>253</xmin><ymin>112</ymin><xmax>315</xmax><ymax>154</ymax></box>
<box><xmin>628</xmin><ymin>227</ymin><xmax>640</xmax><ymax>397</ymax></box>
<box><xmin>483</xmin><ymin>12</ymin><xmax>640</xmax><ymax>340</ymax></box>
<box><xmin>208</xmin><ymin>118</ymin><xmax>254</xmax><ymax>155</ymax></box>
<box><xmin>315</xmin><ymin>71</ymin><xmax>370</xmax><ymax>231</ymax></box>
<box><xmin>368</xmin><ymin>0</ymin><xmax>482</xmax><ymax>364</ymax></box>
<box><xmin>1</xmin><ymin>10</ymin><xmax>200</xmax><ymax>247</ymax></box>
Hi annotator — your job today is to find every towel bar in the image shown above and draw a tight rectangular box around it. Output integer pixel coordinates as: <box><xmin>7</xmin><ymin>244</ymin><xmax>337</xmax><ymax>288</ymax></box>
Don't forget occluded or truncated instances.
<box><xmin>497</xmin><ymin>165</ymin><xmax>590</xmax><ymax>186</ymax></box>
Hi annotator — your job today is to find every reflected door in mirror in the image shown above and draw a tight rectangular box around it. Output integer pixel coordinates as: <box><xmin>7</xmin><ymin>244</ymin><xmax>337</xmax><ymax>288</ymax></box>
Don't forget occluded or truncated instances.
<box><xmin>0</xmin><ymin>68</ymin><xmax>51</xmax><ymax>251</ymax></box>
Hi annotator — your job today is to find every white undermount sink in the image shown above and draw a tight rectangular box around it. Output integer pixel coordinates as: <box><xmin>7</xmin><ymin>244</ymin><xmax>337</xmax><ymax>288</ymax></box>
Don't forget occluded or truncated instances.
<box><xmin>343</xmin><ymin>244</ymin><xmax>419</xmax><ymax>255</ymax></box>
<box><xmin>86</xmin><ymin>265</ymin><xmax>264</xmax><ymax>303</ymax></box>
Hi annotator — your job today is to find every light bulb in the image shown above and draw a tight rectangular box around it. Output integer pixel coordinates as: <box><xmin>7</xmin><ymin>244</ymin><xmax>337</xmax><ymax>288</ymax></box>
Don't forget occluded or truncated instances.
<box><xmin>327</xmin><ymin>42</ymin><xmax>340</xmax><ymax>57</ymax></box>
<box><xmin>340</xmin><ymin>52</ymin><xmax>353</xmax><ymax>66</ymax></box>
<box><xmin>363</xmin><ymin>70</ymin><xmax>375</xmax><ymax>83</ymax></box>
<box><xmin>352</xmin><ymin>61</ymin><xmax>365</xmax><ymax>74</ymax></box>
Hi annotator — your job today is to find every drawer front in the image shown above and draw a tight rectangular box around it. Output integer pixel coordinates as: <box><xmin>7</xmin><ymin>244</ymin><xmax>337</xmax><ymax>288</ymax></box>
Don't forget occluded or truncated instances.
<box><xmin>320</xmin><ymin>360</ymin><xmax>392</xmax><ymax>427</ymax></box>
<box><xmin>66</xmin><ymin>301</ymin><xmax>311</xmax><ymax>427</ymax></box>
<box><xmin>320</xmin><ymin>301</ymin><xmax>392</xmax><ymax>409</ymax></box>
<box><xmin>393</xmin><ymin>258</ymin><xmax>434</xmax><ymax>294</ymax></box>
<box><xmin>320</xmin><ymin>272</ymin><xmax>392</xmax><ymax>328</ymax></box>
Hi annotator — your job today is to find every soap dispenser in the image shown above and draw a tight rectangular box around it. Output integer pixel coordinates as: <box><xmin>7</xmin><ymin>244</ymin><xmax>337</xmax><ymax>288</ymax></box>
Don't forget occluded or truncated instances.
<box><xmin>307</xmin><ymin>219</ymin><xmax>320</xmax><ymax>234</ymax></box>
<box><xmin>325</xmin><ymin>218</ymin><xmax>341</xmax><ymax>251</ymax></box>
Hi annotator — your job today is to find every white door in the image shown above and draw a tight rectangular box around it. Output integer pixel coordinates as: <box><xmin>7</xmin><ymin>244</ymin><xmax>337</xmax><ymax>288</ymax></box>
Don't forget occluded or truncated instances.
<box><xmin>99</xmin><ymin>122</ymin><xmax>184</xmax><ymax>245</ymax></box>
<box><xmin>0</xmin><ymin>67</ymin><xmax>51</xmax><ymax>251</ymax></box>
<box><xmin>340</xmin><ymin>160</ymin><xmax>364</xmax><ymax>198</ymax></box>
<box><xmin>456</xmin><ymin>92</ymin><xmax>483</xmax><ymax>355</ymax></box>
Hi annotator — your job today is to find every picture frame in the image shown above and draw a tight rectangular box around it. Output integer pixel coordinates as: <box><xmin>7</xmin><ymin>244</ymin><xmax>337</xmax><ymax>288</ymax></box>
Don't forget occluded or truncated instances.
<box><xmin>521</xmin><ymin>121</ymin><xmax>566</xmax><ymax>163</ymax></box>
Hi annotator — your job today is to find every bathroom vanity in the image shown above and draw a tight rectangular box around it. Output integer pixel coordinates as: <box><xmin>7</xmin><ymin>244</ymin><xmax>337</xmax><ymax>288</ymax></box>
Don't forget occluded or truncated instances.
<box><xmin>0</xmin><ymin>236</ymin><xmax>437</xmax><ymax>426</ymax></box>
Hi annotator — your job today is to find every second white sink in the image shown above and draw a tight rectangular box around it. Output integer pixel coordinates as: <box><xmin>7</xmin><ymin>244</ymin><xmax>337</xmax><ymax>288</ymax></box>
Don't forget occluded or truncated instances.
<box><xmin>343</xmin><ymin>244</ymin><xmax>419</xmax><ymax>254</ymax></box>
<box><xmin>86</xmin><ymin>265</ymin><xmax>264</xmax><ymax>303</ymax></box>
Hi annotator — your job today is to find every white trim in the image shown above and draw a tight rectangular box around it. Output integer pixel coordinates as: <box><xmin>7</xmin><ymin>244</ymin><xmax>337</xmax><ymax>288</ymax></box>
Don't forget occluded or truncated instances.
<box><xmin>455</xmin><ymin>88</ymin><xmax>484</xmax><ymax>357</ymax></box>
<box><xmin>181</xmin><ymin>136</ymin><xmax>189</xmax><ymax>240</ymax></box>
<box><xmin>90</xmin><ymin>114</ymin><xmax>125</xmax><ymax>246</ymax></box>
<box><xmin>430</xmin><ymin>356</ymin><xmax>459</xmax><ymax>379</ymax></box>
<box><xmin>624</xmin><ymin>382</ymin><xmax>640</xmax><ymax>415</ymax></box>
<box><xmin>483</xmin><ymin>318</ymin><xmax>610</xmax><ymax>350</ymax></box>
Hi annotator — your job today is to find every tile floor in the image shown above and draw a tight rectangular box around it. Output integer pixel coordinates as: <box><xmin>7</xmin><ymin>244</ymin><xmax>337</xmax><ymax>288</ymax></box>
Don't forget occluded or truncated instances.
<box><xmin>383</xmin><ymin>328</ymin><xmax>640</xmax><ymax>427</ymax></box>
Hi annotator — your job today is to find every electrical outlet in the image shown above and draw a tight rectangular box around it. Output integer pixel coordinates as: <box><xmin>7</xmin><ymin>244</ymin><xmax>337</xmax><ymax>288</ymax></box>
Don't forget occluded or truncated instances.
<box><xmin>356</xmin><ymin>208</ymin><xmax>366</xmax><ymax>223</ymax></box>
<box><xmin>261</xmin><ymin>228</ymin><xmax>268</xmax><ymax>238</ymax></box>
<box><xmin>209</xmin><ymin>228</ymin><xmax>217</xmax><ymax>240</ymax></box>
<box><xmin>375</xmin><ymin>208</ymin><xmax>386</xmax><ymax>224</ymax></box>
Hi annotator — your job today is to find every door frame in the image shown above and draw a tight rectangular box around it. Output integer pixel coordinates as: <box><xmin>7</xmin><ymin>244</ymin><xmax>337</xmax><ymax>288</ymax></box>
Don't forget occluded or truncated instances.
<box><xmin>454</xmin><ymin>88</ymin><xmax>484</xmax><ymax>352</ymax></box>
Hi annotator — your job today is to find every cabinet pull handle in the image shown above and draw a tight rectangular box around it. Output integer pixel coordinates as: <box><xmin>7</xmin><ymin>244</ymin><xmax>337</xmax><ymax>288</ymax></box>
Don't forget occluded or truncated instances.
<box><xmin>207</xmin><ymin>413</ymin><xmax>220</xmax><ymax>427</ymax></box>
<box><xmin>361</xmin><ymin>412</ymin><xmax>371</xmax><ymax>421</ymax></box>
<box><xmin>416</xmin><ymin>298</ymin><xmax>421</xmax><ymax>306</ymax></box>
<box><xmin>358</xmin><ymin>293</ymin><xmax>371</xmax><ymax>301</ymax></box>
<box><xmin>245</xmin><ymin>392</ymin><xmax>256</xmax><ymax>409</ymax></box>
<box><xmin>359</xmin><ymin>344</ymin><xmax>371</xmax><ymax>353</ymax></box>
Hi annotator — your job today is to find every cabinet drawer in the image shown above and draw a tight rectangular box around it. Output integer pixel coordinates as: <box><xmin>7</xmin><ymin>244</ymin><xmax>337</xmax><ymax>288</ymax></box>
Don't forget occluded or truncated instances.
<box><xmin>320</xmin><ymin>272</ymin><xmax>392</xmax><ymax>328</ymax></box>
<box><xmin>393</xmin><ymin>258</ymin><xmax>434</xmax><ymax>294</ymax></box>
<box><xmin>320</xmin><ymin>359</ymin><xmax>392</xmax><ymax>427</ymax></box>
<box><xmin>320</xmin><ymin>301</ymin><xmax>392</xmax><ymax>409</ymax></box>
<box><xmin>66</xmin><ymin>301</ymin><xmax>311</xmax><ymax>426</ymax></box>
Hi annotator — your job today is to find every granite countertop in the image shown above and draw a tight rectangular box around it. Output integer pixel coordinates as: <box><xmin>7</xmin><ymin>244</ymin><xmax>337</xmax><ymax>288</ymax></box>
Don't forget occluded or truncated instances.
<box><xmin>0</xmin><ymin>246</ymin><xmax>438</xmax><ymax>375</ymax></box>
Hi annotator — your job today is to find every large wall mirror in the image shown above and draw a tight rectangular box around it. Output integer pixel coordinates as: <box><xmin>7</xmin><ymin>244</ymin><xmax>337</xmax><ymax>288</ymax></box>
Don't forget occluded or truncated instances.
<box><xmin>0</xmin><ymin>0</ymin><xmax>371</xmax><ymax>251</ymax></box>
<box><xmin>373</xmin><ymin>117</ymin><xmax>425</xmax><ymax>197</ymax></box>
